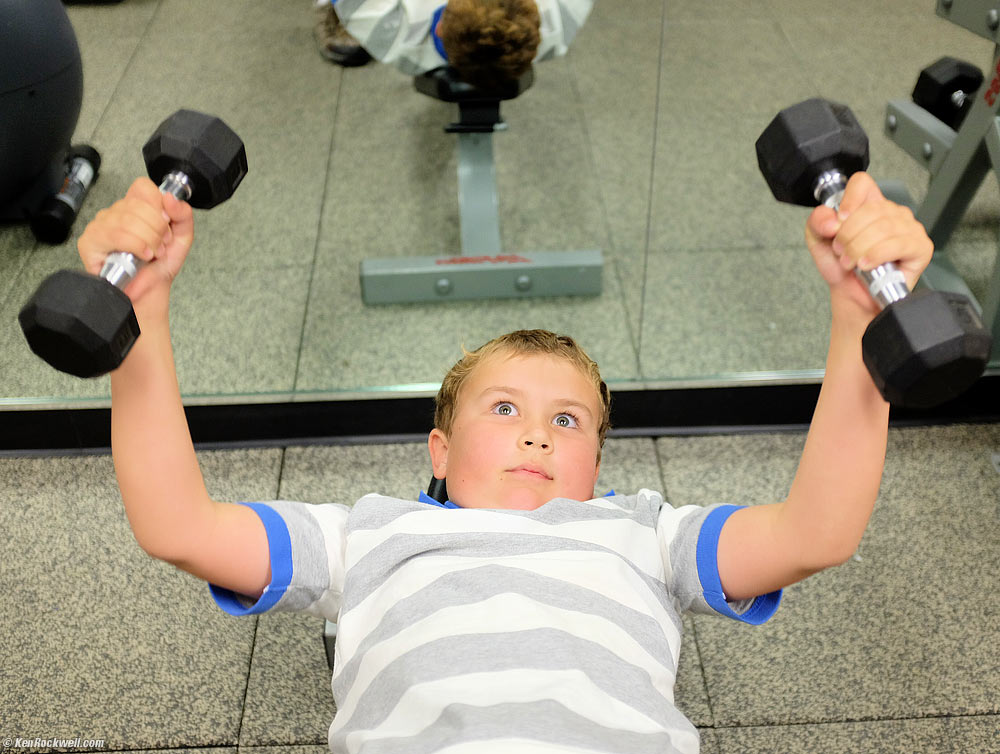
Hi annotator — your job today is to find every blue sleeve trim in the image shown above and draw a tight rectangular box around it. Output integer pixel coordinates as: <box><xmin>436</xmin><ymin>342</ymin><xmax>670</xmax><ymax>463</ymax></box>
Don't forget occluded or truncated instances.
<box><xmin>431</xmin><ymin>5</ymin><xmax>448</xmax><ymax>61</ymax></box>
<box><xmin>696</xmin><ymin>505</ymin><xmax>782</xmax><ymax>625</ymax></box>
<box><xmin>209</xmin><ymin>502</ymin><xmax>294</xmax><ymax>616</ymax></box>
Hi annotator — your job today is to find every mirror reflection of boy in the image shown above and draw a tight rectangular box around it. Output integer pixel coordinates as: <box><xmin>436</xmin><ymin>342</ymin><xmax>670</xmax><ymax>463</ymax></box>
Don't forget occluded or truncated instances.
<box><xmin>80</xmin><ymin>171</ymin><xmax>931</xmax><ymax>752</ymax></box>
<box><xmin>315</xmin><ymin>0</ymin><xmax>593</xmax><ymax>90</ymax></box>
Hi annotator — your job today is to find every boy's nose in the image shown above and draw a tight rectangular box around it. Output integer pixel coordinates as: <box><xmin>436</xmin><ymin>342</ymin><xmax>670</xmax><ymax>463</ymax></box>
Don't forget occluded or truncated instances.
<box><xmin>519</xmin><ymin>427</ymin><xmax>551</xmax><ymax>450</ymax></box>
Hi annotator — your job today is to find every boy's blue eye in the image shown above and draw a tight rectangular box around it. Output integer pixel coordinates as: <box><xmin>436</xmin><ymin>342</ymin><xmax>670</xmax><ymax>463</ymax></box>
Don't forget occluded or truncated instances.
<box><xmin>493</xmin><ymin>401</ymin><xmax>518</xmax><ymax>416</ymax></box>
<box><xmin>554</xmin><ymin>413</ymin><xmax>579</xmax><ymax>428</ymax></box>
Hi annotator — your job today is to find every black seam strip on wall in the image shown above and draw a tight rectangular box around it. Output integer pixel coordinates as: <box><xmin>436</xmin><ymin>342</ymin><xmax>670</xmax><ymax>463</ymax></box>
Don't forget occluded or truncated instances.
<box><xmin>1</xmin><ymin>375</ymin><xmax>998</xmax><ymax>454</ymax></box>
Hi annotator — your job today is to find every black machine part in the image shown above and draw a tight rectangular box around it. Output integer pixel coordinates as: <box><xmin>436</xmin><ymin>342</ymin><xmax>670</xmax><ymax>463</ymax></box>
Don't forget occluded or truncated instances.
<box><xmin>29</xmin><ymin>145</ymin><xmax>102</xmax><ymax>244</ymax></box>
<box><xmin>912</xmin><ymin>56</ymin><xmax>984</xmax><ymax>130</ymax></box>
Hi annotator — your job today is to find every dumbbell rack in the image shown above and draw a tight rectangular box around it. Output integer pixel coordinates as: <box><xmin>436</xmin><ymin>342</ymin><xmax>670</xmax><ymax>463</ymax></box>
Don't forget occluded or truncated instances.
<box><xmin>883</xmin><ymin>0</ymin><xmax>1000</xmax><ymax>362</ymax></box>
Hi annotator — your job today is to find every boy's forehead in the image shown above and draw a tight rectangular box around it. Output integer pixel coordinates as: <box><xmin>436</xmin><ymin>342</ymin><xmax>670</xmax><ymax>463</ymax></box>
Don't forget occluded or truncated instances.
<box><xmin>460</xmin><ymin>350</ymin><xmax>599</xmax><ymax>408</ymax></box>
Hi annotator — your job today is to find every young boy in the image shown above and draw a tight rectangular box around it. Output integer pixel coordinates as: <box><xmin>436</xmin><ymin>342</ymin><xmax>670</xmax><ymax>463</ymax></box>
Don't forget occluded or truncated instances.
<box><xmin>315</xmin><ymin>0</ymin><xmax>593</xmax><ymax>90</ymax></box>
<box><xmin>78</xmin><ymin>172</ymin><xmax>932</xmax><ymax>753</ymax></box>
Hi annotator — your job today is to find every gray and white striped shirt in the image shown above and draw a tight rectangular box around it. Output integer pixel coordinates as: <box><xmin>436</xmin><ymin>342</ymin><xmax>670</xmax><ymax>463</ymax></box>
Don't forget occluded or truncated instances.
<box><xmin>212</xmin><ymin>490</ymin><xmax>780</xmax><ymax>753</ymax></box>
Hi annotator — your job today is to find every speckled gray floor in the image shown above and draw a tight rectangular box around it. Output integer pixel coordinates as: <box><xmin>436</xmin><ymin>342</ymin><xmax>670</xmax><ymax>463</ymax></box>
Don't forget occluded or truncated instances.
<box><xmin>1</xmin><ymin>0</ymin><xmax>998</xmax><ymax>406</ymax></box>
<box><xmin>2</xmin><ymin>425</ymin><xmax>999</xmax><ymax>753</ymax></box>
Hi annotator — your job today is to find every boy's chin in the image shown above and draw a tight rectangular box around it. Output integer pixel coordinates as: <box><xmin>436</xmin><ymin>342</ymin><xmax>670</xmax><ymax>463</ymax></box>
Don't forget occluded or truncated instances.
<box><xmin>493</xmin><ymin>486</ymin><xmax>579</xmax><ymax>511</ymax></box>
<box><xmin>451</xmin><ymin>480</ymin><xmax>591</xmax><ymax>510</ymax></box>
<box><xmin>453</xmin><ymin>487</ymin><xmax>551</xmax><ymax>511</ymax></box>
<box><xmin>498</xmin><ymin>492</ymin><xmax>549</xmax><ymax>510</ymax></box>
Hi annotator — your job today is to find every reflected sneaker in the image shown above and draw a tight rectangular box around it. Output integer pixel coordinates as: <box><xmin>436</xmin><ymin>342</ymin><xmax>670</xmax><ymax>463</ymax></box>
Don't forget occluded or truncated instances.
<box><xmin>314</xmin><ymin>4</ymin><xmax>372</xmax><ymax>67</ymax></box>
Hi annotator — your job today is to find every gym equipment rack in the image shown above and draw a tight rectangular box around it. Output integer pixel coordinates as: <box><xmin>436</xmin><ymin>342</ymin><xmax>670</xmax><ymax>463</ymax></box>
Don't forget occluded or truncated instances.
<box><xmin>884</xmin><ymin>0</ymin><xmax>1000</xmax><ymax>362</ymax></box>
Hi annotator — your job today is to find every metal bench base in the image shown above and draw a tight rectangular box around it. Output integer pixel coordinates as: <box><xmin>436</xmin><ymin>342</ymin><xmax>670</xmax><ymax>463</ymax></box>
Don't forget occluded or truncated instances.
<box><xmin>360</xmin><ymin>249</ymin><xmax>603</xmax><ymax>304</ymax></box>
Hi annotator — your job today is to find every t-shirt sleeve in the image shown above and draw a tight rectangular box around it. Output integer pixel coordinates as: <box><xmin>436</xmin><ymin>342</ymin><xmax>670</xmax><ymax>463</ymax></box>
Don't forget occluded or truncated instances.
<box><xmin>335</xmin><ymin>0</ymin><xmax>446</xmax><ymax>73</ymax></box>
<box><xmin>209</xmin><ymin>500</ymin><xmax>350</xmax><ymax>622</ymax></box>
<box><xmin>535</xmin><ymin>0</ymin><xmax>595</xmax><ymax>60</ymax></box>
<box><xmin>657</xmin><ymin>502</ymin><xmax>781</xmax><ymax>625</ymax></box>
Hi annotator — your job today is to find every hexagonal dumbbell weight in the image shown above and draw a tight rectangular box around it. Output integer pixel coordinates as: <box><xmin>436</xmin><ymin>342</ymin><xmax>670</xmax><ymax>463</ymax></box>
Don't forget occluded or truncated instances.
<box><xmin>755</xmin><ymin>98</ymin><xmax>992</xmax><ymax>408</ymax></box>
<box><xmin>18</xmin><ymin>110</ymin><xmax>247</xmax><ymax>378</ymax></box>
<box><xmin>912</xmin><ymin>56</ymin><xmax>984</xmax><ymax>131</ymax></box>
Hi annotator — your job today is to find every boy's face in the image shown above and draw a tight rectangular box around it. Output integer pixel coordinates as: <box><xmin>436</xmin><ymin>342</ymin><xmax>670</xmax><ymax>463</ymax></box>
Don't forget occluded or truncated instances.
<box><xmin>428</xmin><ymin>351</ymin><xmax>603</xmax><ymax>510</ymax></box>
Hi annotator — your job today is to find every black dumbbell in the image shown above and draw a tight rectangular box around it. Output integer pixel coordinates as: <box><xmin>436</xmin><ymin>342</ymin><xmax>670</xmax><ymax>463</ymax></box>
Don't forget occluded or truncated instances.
<box><xmin>912</xmin><ymin>57</ymin><xmax>983</xmax><ymax>131</ymax></box>
<box><xmin>755</xmin><ymin>98</ymin><xmax>993</xmax><ymax>408</ymax></box>
<box><xmin>29</xmin><ymin>144</ymin><xmax>102</xmax><ymax>245</ymax></box>
<box><xmin>18</xmin><ymin>110</ymin><xmax>248</xmax><ymax>378</ymax></box>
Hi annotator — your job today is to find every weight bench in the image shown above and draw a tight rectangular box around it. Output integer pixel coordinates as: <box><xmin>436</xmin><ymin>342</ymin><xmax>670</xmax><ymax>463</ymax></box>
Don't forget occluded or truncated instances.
<box><xmin>359</xmin><ymin>66</ymin><xmax>603</xmax><ymax>304</ymax></box>
<box><xmin>882</xmin><ymin>0</ymin><xmax>1000</xmax><ymax>362</ymax></box>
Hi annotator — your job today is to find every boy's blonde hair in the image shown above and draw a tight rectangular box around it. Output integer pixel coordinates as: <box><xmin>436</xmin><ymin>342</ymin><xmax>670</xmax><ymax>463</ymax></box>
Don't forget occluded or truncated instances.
<box><xmin>439</xmin><ymin>0</ymin><xmax>541</xmax><ymax>91</ymax></box>
<box><xmin>434</xmin><ymin>330</ymin><xmax>612</xmax><ymax>460</ymax></box>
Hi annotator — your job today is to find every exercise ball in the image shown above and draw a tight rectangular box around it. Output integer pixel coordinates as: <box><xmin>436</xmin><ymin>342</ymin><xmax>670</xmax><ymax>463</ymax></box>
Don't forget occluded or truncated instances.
<box><xmin>0</xmin><ymin>0</ymin><xmax>84</xmax><ymax>210</ymax></box>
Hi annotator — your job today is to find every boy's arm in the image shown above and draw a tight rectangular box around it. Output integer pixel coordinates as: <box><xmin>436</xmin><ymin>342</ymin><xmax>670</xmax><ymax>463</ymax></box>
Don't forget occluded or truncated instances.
<box><xmin>84</xmin><ymin>178</ymin><xmax>271</xmax><ymax>598</ymax></box>
<box><xmin>110</xmin><ymin>314</ymin><xmax>272</xmax><ymax>598</ymax></box>
<box><xmin>715</xmin><ymin>174</ymin><xmax>933</xmax><ymax>601</ymax></box>
<box><xmin>715</xmin><ymin>314</ymin><xmax>888</xmax><ymax>599</ymax></box>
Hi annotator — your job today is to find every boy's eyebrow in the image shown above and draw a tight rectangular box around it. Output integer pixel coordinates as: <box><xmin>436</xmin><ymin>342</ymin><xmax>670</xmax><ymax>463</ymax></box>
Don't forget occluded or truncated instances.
<box><xmin>479</xmin><ymin>386</ymin><xmax>595</xmax><ymax>418</ymax></box>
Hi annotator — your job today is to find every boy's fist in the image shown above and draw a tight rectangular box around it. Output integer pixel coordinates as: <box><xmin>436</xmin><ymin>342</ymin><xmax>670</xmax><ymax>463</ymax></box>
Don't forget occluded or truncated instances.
<box><xmin>78</xmin><ymin>177</ymin><xmax>194</xmax><ymax>309</ymax></box>
<box><xmin>805</xmin><ymin>173</ymin><xmax>933</xmax><ymax>319</ymax></box>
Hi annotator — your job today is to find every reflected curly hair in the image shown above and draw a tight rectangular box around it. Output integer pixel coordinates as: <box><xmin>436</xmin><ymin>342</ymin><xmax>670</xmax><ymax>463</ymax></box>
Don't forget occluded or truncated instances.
<box><xmin>439</xmin><ymin>0</ymin><xmax>541</xmax><ymax>91</ymax></box>
<box><xmin>434</xmin><ymin>330</ymin><xmax>612</xmax><ymax>463</ymax></box>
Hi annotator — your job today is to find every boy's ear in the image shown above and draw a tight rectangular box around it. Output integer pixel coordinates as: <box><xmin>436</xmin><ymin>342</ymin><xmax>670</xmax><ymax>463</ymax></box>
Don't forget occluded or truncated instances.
<box><xmin>428</xmin><ymin>428</ymin><xmax>449</xmax><ymax>479</ymax></box>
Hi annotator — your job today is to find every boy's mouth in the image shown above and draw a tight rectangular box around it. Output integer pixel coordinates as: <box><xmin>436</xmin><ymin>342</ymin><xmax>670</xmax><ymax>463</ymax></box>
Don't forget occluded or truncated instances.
<box><xmin>508</xmin><ymin>465</ymin><xmax>552</xmax><ymax>480</ymax></box>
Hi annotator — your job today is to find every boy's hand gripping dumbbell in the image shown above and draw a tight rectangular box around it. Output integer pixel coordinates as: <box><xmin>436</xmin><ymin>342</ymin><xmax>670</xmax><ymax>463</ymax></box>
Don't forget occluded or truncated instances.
<box><xmin>756</xmin><ymin>98</ymin><xmax>992</xmax><ymax>408</ymax></box>
<box><xmin>18</xmin><ymin>110</ymin><xmax>247</xmax><ymax>378</ymax></box>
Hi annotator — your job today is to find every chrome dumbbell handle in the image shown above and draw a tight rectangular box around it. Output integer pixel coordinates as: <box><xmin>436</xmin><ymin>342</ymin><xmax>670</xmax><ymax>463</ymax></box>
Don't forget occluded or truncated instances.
<box><xmin>99</xmin><ymin>170</ymin><xmax>194</xmax><ymax>289</ymax></box>
<box><xmin>812</xmin><ymin>170</ymin><xmax>910</xmax><ymax>309</ymax></box>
